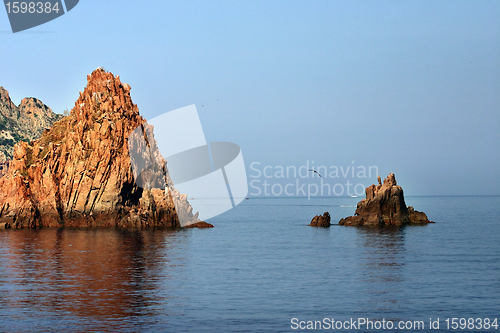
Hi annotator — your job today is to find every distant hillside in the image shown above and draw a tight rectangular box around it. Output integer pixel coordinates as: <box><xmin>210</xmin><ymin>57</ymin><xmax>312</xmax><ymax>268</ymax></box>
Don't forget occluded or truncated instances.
<box><xmin>0</xmin><ymin>86</ymin><xmax>63</xmax><ymax>174</ymax></box>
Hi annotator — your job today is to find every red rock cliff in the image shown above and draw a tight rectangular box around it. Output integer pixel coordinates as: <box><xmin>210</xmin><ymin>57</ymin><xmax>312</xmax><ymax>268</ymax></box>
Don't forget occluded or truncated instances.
<box><xmin>0</xmin><ymin>68</ymin><xmax>199</xmax><ymax>229</ymax></box>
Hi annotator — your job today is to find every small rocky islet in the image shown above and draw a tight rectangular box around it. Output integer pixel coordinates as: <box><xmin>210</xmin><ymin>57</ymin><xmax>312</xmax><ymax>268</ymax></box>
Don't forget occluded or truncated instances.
<box><xmin>0</xmin><ymin>68</ymin><xmax>210</xmax><ymax>229</ymax></box>
<box><xmin>310</xmin><ymin>172</ymin><xmax>433</xmax><ymax>227</ymax></box>
<box><xmin>309</xmin><ymin>212</ymin><xmax>331</xmax><ymax>227</ymax></box>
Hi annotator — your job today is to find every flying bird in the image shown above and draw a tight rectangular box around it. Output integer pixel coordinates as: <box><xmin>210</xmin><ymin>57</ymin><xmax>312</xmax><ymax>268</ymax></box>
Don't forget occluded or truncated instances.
<box><xmin>308</xmin><ymin>169</ymin><xmax>322</xmax><ymax>177</ymax></box>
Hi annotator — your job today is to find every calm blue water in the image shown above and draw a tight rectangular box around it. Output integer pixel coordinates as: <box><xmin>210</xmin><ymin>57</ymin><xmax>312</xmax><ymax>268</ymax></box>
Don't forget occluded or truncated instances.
<box><xmin>0</xmin><ymin>196</ymin><xmax>499</xmax><ymax>332</ymax></box>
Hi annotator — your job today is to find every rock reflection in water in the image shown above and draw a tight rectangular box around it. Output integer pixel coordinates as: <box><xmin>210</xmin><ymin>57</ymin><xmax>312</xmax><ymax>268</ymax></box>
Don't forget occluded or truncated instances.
<box><xmin>0</xmin><ymin>228</ymin><xmax>187</xmax><ymax>331</ymax></box>
<box><xmin>356</xmin><ymin>227</ymin><xmax>407</xmax><ymax>314</ymax></box>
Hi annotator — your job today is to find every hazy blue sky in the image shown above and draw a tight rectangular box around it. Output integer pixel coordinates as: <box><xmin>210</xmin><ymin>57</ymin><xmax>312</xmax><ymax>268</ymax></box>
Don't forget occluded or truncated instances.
<box><xmin>1</xmin><ymin>1</ymin><xmax>499</xmax><ymax>195</ymax></box>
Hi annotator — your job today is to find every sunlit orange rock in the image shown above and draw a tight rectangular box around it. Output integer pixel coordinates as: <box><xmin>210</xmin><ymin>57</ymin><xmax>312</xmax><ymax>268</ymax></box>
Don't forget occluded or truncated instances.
<box><xmin>0</xmin><ymin>68</ymin><xmax>198</xmax><ymax>228</ymax></box>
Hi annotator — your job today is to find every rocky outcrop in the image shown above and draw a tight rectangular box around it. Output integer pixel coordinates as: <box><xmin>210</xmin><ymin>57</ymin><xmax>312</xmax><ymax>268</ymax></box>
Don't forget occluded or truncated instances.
<box><xmin>0</xmin><ymin>86</ymin><xmax>63</xmax><ymax>176</ymax></box>
<box><xmin>0</xmin><ymin>151</ymin><xmax>8</xmax><ymax>178</ymax></box>
<box><xmin>0</xmin><ymin>68</ymin><xmax>200</xmax><ymax>229</ymax></box>
<box><xmin>184</xmin><ymin>221</ymin><xmax>214</xmax><ymax>228</ymax></box>
<box><xmin>309</xmin><ymin>212</ymin><xmax>331</xmax><ymax>227</ymax></box>
<box><xmin>339</xmin><ymin>173</ymin><xmax>433</xmax><ymax>226</ymax></box>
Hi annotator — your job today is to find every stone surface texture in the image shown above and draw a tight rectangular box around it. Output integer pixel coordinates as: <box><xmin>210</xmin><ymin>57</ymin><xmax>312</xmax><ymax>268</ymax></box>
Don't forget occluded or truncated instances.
<box><xmin>0</xmin><ymin>69</ymin><xmax>200</xmax><ymax>229</ymax></box>
<box><xmin>339</xmin><ymin>173</ymin><xmax>433</xmax><ymax>226</ymax></box>
<box><xmin>309</xmin><ymin>212</ymin><xmax>331</xmax><ymax>227</ymax></box>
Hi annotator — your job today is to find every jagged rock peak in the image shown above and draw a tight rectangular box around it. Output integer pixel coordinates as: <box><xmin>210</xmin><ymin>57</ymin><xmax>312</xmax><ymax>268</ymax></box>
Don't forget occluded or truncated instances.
<box><xmin>338</xmin><ymin>173</ymin><xmax>433</xmax><ymax>226</ymax></box>
<box><xmin>70</xmin><ymin>68</ymin><xmax>138</xmax><ymax>124</ymax></box>
<box><xmin>309</xmin><ymin>212</ymin><xmax>331</xmax><ymax>227</ymax></box>
<box><xmin>0</xmin><ymin>86</ymin><xmax>17</xmax><ymax>113</ymax></box>
<box><xmin>383</xmin><ymin>172</ymin><xmax>397</xmax><ymax>186</ymax></box>
<box><xmin>0</xmin><ymin>69</ymin><xmax>200</xmax><ymax>229</ymax></box>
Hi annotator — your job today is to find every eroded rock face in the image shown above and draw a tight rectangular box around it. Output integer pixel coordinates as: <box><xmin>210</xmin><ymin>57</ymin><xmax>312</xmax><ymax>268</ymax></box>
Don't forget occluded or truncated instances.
<box><xmin>0</xmin><ymin>151</ymin><xmax>8</xmax><ymax>178</ymax></box>
<box><xmin>0</xmin><ymin>68</ymin><xmax>199</xmax><ymax>229</ymax></box>
<box><xmin>309</xmin><ymin>212</ymin><xmax>331</xmax><ymax>227</ymax></box>
<box><xmin>339</xmin><ymin>173</ymin><xmax>432</xmax><ymax>226</ymax></box>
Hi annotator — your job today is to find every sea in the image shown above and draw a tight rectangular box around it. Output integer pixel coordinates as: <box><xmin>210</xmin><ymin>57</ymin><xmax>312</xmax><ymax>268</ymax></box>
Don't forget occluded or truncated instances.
<box><xmin>0</xmin><ymin>196</ymin><xmax>499</xmax><ymax>332</ymax></box>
